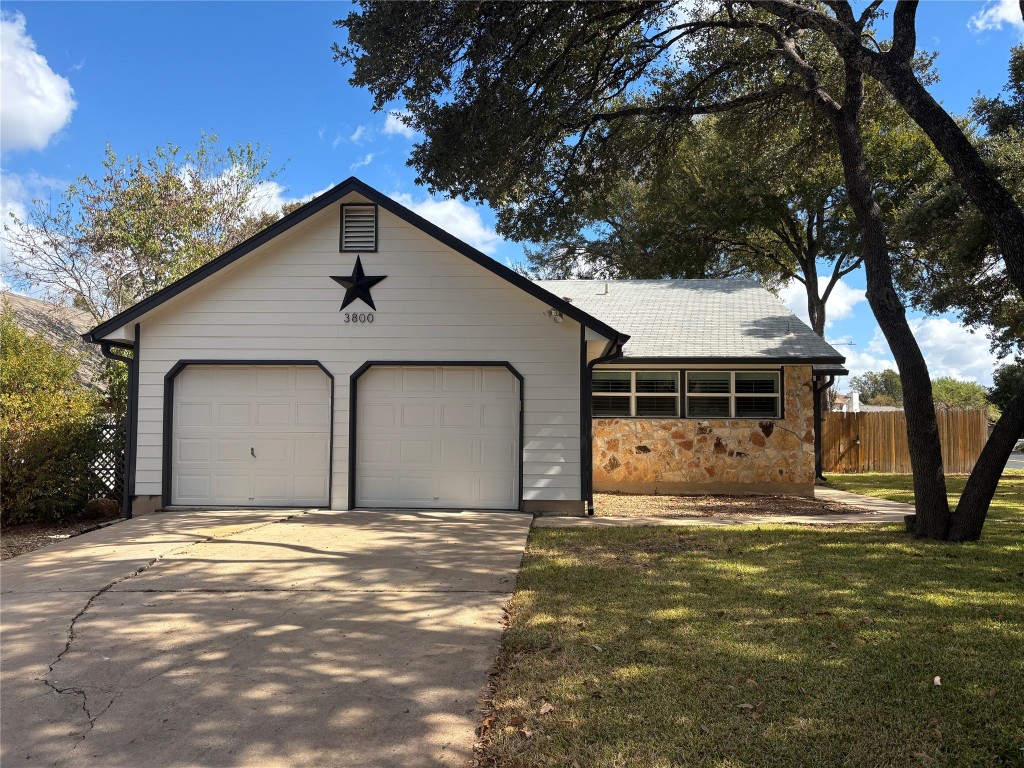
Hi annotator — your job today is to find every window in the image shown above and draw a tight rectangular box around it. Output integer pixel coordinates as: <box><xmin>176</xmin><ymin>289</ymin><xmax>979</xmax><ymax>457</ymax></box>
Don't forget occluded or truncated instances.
<box><xmin>592</xmin><ymin>371</ymin><xmax>679</xmax><ymax>417</ymax></box>
<box><xmin>685</xmin><ymin>371</ymin><xmax>781</xmax><ymax>418</ymax></box>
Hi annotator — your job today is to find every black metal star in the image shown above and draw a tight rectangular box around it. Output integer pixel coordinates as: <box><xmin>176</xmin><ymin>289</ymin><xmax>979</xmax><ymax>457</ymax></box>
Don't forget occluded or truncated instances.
<box><xmin>330</xmin><ymin>256</ymin><xmax>387</xmax><ymax>311</ymax></box>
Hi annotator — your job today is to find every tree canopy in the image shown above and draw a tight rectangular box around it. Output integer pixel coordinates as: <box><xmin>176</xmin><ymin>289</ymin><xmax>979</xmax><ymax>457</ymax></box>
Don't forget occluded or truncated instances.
<box><xmin>2</xmin><ymin>133</ymin><xmax>283</xmax><ymax>324</ymax></box>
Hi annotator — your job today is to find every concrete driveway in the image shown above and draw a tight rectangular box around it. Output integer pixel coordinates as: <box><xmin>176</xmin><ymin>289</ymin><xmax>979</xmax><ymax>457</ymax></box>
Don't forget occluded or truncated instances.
<box><xmin>1</xmin><ymin>508</ymin><xmax>533</xmax><ymax>767</ymax></box>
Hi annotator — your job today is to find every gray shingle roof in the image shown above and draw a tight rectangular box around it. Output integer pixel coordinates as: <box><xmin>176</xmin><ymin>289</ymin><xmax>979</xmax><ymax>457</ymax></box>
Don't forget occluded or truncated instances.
<box><xmin>533</xmin><ymin>279</ymin><xmax>845</xmax><ymax>362</ymax></box>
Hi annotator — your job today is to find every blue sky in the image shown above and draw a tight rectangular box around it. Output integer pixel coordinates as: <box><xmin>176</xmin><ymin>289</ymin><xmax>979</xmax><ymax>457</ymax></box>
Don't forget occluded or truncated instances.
<box><xmin>1</xmin><ymin>1</ymin><xmax>1022</xmax><ymax>387</ymax></box>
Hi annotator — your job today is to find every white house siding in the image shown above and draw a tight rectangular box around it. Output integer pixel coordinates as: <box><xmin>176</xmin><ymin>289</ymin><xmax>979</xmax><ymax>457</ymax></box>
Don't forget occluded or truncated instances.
<box><xmin>130</xmin><ymin>193</ymin><xmax>585</xmax><ymax>511</ymax></box>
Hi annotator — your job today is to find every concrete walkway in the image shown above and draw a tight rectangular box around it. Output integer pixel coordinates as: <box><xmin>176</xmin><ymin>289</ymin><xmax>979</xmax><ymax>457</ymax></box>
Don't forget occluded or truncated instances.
<box><xmin>1</xmin><ymin>507</ymin><xmax>533</xmax><ymax>768</ymax></box>
<box><xmin>535</xmin><ymin>487</ymin><xmax>915</xmax><ymax>528</ymax></box>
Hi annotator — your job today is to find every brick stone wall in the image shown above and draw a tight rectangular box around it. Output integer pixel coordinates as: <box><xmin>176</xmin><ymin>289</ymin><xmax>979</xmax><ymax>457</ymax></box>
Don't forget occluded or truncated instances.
<box><xmin>592</xmin><ymin>365</ymin><xmax>816</xmax><ymax>496</ymax></box>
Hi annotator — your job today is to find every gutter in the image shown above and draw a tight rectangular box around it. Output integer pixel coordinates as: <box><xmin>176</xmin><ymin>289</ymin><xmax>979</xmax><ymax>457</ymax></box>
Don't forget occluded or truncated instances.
<box><xmin>813</xmin><ymin>374</ymin><xmax>837</xmax><ymax>482</ymax></box>
<box><xmin>582</xmin><ymin>332</ymin><xmax>628</xmax><ymax>516</ymax></box>
<box><xmin>95</xmin><ymin>325</ymin><xmax>140</xmax><ymax>519</ymax></box>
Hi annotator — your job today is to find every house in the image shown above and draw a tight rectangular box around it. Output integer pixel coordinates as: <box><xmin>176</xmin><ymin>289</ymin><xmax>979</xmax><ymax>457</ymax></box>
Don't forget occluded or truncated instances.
<box><xmin>2</xmin><ymin>291</ymin><xmax>104</xmax><ymax>389</ymax></box>
<box><xmin>833</xmin><ymin>392</ymin><xmax>903</xmax><ymax>413</ymax></box>
<box><xmin>82</xmin><ymin>178</ymin><xmax>847</xmax><ymax>518</ymax></box>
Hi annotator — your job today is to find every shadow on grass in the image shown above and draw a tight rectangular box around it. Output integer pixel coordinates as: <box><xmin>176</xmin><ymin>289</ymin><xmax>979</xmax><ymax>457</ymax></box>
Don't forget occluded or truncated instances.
<box><xmin>481</xmin><ymin>520</ymin><xmax>1024</xmax><ymax>768</ymax></box>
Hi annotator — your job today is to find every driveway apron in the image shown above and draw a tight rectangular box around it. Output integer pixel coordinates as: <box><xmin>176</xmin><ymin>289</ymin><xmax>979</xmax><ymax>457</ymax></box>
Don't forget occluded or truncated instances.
<box><xmin>1</xmin><ymin>508</ymin><xmax>532</xmax><ymax>768</ymax></box>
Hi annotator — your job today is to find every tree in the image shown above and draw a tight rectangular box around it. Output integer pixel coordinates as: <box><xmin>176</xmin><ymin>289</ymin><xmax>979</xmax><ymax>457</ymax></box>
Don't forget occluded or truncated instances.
<box><xmin>0</xmin><ymin>306</ymin><xmax>105</xmax><ymax>525</ymax></box>
<box><xmin>2</xmin><ymin>133</ymin><xmax>283</xmax><ymax>324</ymax></box>
<box><xmin>989</xmin><ymin>360</ymin><xmax>1024</xmax><ymax>420</ymax></box>
<box><xmin>930</xmin><ymin>377</ymin><xmax>996</xmax><ymax>419</ymax></box>
<box><xmin>849</xmin><ymin>369</ymin><xmax>904</xmax><ymax>406</ymax></box>
<box><xmin>335</xmin><ymin>1</ymin><xmax>959</xmax><ymax>537</ymax></box>
<box><xmin>891</xmin><ymin>47</ymin><xmax>1024</xmax><ymax>360</ymax></box>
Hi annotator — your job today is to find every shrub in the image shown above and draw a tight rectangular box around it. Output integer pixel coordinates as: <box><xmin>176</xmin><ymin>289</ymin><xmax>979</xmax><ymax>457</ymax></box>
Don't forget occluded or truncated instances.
<box><xmin>1</xmin><ymin>307</ymin><xmax>107</xmax><ymax>526</ymax></box>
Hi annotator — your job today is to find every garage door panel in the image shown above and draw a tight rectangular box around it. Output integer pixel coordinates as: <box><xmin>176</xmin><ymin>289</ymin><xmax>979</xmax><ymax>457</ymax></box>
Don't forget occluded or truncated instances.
<box><xmin>217</xmin><ymin>402</ymin><xmax>251</xmax><ymax>427</ymax></box>
<box><xmin>178</xmin><ymin>402</ymin><xmax>213</xmax><ymax>427</ymax></box>
<box><xmin>356</xmin><ymin>365</ymin><xmax>518</xmax><ymax>510</ymax></box>
<box><xmin>401</xmin><ymin>404</ymin><xmax>435</xmax><ymax>427</ymax></box>
<box><xmin>171</xmin><ymin>365</ymin><xmax>330</xmax><ymax>506</ymax></box>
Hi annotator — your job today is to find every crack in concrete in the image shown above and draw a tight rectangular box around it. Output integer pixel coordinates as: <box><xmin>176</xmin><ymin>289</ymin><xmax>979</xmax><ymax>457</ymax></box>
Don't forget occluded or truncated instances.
<box><xmin>38</xmin><ymin>510</ymin><xmax>311</xmax><ymax>741</ymax></box>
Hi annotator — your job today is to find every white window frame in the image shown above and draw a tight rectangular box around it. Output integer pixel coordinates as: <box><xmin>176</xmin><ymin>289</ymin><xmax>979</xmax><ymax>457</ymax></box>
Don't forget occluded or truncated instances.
<box><xmin>684</xmin><ymin>370</ymin><xmax>782</xmax><ymax>419</ymax></box>
<box><xmin>592</xmin><ymin>370</ymin><xmax>680</xmax><ymax>418</ymax></box>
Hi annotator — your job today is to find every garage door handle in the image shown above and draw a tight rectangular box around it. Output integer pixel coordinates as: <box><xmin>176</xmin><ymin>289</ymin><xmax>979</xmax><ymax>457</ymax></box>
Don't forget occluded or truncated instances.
<box><xmin>251</xmin><ymin>447</ymin><xmax>256</xmax><ymax>458</ymax></box>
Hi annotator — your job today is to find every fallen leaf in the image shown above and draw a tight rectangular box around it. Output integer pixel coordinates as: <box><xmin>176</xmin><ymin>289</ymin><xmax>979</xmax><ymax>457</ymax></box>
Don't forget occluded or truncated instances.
<box><xmin>716</xmin><ymin>610</ymin><xmax>726</xmax><ymax>617</ymax></box>
<box><xmin>826</xmin><ymin>642</ymin><xmax>839</xmax><ymax>650</ymax></box>
<box><xmin>933</xmin><ymin>676</ymin><xmax>942</xmax><ymax>686</ymax></box>
<box><xmin>913</xmin><ymin>752</ymin><xmax>932</xmax><ymax>762</ymax></box>
<box><xmin>987</xmin><ymin>687</ymin><xmax>998</xmax><ymax>697</ymax></box>
<box><xmin>700</xmin><ymin>725</ymin><xmax>710</xmax><ymax>734</ymax></box>
<box><xmin>539</xmin><ymin>702</ymin><xmax>555</xmax><ymax>716</ymax></box>
<box><xmin>839</xmin><ymin>622</ymin><xmax>855</xmax><ymax>632</ymax></box>
<box><xmin>509</xmin><ymin>716</ymin><xmax>525</xmax><ymax>726</ymax></box>
<box><xmin>737</xmin><ymin>703</ymin><xmax>755</xmax><ymax>710</ymax></box>
<box><xmin>521</xmin><ymin>727</ymin><xmax>533</xmax><ymax>739</ymax></box>
<box><xmin>937</xmin><ymin>624</ymin><xmax>952</xmax><ymax>634</ymax></box>
<box><xmin>860</xmin><ymin>617</ymin><xmax>874</xmax><ymax>625</ymax></box>
<box><xmin>503</xmin><ymin>726</ymin><xmax>516</xmax><ymax>734</ymax></box>
<box><xmin>745</xmin><ymin>678</ymin><xmax>761</xmax><ymax>690</ymax></box>
<box><xmin>751</xmin><ymin>711</ymin><xmax>762</xmax><ymax>720</ymax></box>
<box><xmin>815</xmin><ymin>610</ymin><xmax>833</xmax><ymax>617</ymax></box>
<box><xmin>591</xmin><ymin>644</ymin><xmax>603</xmax><ymax>652</ymax></box>
<box><xmin>854</xmin><ymin>636</ymin><xmax>867</xmax><ymax>645</ymax></box>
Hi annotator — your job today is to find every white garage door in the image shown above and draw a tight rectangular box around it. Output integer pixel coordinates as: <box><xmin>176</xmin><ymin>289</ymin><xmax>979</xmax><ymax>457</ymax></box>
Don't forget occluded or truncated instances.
<box><xmin>171</xmin><ymin>365</ymin><xmax>331</xmax><ymax>506</ymax></box>
<box><xmin>356</xmin><ymin>366</ymin><xmax>520</xmax><ymax>509</ymax></box>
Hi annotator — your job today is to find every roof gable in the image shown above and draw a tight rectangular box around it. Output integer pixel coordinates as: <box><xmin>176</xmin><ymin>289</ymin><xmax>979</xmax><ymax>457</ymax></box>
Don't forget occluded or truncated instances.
<box><xmin>84</xmin><ymin>178</ymin><xmax>624</xmax><ymax>343</ymax></box>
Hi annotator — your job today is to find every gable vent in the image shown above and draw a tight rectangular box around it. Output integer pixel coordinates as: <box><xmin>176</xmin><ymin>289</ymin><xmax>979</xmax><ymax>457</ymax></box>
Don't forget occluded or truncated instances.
<box><xmin>341</xmin><ymin>204</ymin><xmax>377</xmax><ymax>252</ymax></box>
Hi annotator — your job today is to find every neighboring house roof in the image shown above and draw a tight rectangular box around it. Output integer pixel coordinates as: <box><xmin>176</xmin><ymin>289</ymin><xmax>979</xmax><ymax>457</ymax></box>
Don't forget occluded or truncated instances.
<box><xmin>534</xmin><ymin>279</ymin><xmax>846</xmax><ymax>363</ymax></box>
<box><xmin>83</xmin><ymin>177</ymin><xmax>625</xmax><ymax>345</ymax></box>
<box><xmin>1</xmin><ymin>291</ymin><xmax>104</xmax><ymax>387</ymax></box>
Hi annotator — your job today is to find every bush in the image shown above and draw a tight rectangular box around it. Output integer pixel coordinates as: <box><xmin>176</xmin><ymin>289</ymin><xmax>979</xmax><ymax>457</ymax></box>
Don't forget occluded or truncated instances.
<box><xmin>1</xmin><ymin>307</ymin><xmax>107</xmax><ymax>526</ymax></box>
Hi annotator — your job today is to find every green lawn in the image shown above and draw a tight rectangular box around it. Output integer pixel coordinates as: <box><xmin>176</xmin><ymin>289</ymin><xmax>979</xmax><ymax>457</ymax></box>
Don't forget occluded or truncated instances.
<box><xmin>479</xmin><ymin>475</ymin><xmax>1024</xmax><ymax>767</ymax></box>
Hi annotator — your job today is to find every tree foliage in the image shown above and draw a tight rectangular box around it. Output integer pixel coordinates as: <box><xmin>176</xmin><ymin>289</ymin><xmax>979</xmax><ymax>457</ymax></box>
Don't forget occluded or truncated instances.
<box><xmin>848</xmin><ymin>369</ymin><xmax>904</xmax><ymax>406</ymax></box>
<box><xmin>2</xmin><ymin>133</ymin><xmax>283</xmax><ymax>324</ymax></box>
<box><xmin>930</xmin><ymin>377</ymin><xmax>996</xmax><ymax>419</ymax></box>
<box><xmin>0</xmin><ymin>307</ymin><xmax>107</xmax><ymax>525</ymax></box>
<box><xmin>989</xmin><ymin>360</ymin><xmax>1024</xmax><ymax>415</ymax></box>
<box><xmin>336</xmin><ymin>0</ymin><xmax>1024</xmax><ymax>540</ymax></box>
<box><xmin>891</xmin><ymin>47</ymin><xmax>1024</xmax><ymax>359</ymax></box>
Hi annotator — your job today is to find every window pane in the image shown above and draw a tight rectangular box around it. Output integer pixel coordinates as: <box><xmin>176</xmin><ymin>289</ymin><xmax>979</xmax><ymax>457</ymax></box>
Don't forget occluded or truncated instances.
<box><xmin>593</xmin><ymin>395</ymin><xmax>631</xmax><ymax>417</ymax></box>
<box><xmin>636</xmin><ymin>371</ymin><xmax>678</xmax><ymax>394</ymax></box>
<box><xmin>735</xmin><ymin>371</ymin><xmax>779</xmax><ymax>394</ymax></box>
<box><xmin>687</xmin><ymin>396</ymin><xmax>730</xmax><ymax>417</ymax></box>
<box><xmin>687</xmin><ymin>372</ymin><xmax>730</xmax><ymax>394</ymax></box>
<box><xmin>735</xmin><ymin>396</ymin><xmax>780</xmax><ymax>418</ymax></box>
<box><xmin>636</xmin><ymin>396</ymin><xmax>678</xmax><ymax>417</ymax></box>
<box><xmin>593</xmin><ymin>371</ymin><xmax>631</xmax><ymax>393</ymax></box>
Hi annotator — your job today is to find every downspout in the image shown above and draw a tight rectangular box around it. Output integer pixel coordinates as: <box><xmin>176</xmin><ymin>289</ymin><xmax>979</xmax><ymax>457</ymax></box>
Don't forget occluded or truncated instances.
<box><xmin>813</xmin><ymin>374</ymin><xmax>836</xmax><ymax>482</ymax></box>
<box><xmin>583</xmin><ymin>333</ymin><xmax>627</xmax><ymax>516</ymax></box>
<box><xmin>98</xmin><ymin>337</ymin><xmax>137</xmax><ymax>519</ymax></box>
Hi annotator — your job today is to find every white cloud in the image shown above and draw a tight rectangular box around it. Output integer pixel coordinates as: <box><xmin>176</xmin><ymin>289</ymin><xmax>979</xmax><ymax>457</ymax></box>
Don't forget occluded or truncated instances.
<box><xmin>349</xmin><ymin>125</ymin><xmax>369</xmax><ymax>144</ymax></box>
<box><xmin>778</xmin><ymin>277</ymin><xmax>865</xmax><ymax>329</ymax></box>
<box><xmin>969</xmin><ymin>0</ymin><xmax>1024</xmax><ymax>36</ymax></box>
<box><xmin>393</xmin><ymin>192</ymin><xmax>502</xmax><ymax>254</ymax></box>
<box><xmin>350</xmin><ymin>153</ymin><xmax>375</xmax><ymax>171</ymax></box>
<box><xmin>243</xmin><ymin>180</ymin><xmax>333</xmax><ymax>218</ymax></box>
<box><xmin>834</xmin><ymin>318</ymin><xmax>1002</xmax><ymax>391</ymax></box>
<box><xmin>908</xmin><ymin>317</ymin><xmax>1001</xmax><ymax>385</ymax></box>
<box><xmin>383</xmin><ymin>111</ymin><xmax>416</xmax><ymax>139</ymax></box>
<box><xmin>0</xmin><ymin>12</ymin><xmax>77</xmax><ymax>152</ymax></box>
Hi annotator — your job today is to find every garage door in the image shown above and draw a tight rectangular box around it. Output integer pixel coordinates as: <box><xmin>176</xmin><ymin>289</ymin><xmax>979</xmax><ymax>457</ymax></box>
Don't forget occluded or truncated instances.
<box><xmin>171</xmin><ymin>365</ymin><xmax>331</xmax><ymax>506</ymax></box>
<box><xmin>355</xmin><ymin>365</ymin><xmax>520</xmax><ymax>509</ymax></box>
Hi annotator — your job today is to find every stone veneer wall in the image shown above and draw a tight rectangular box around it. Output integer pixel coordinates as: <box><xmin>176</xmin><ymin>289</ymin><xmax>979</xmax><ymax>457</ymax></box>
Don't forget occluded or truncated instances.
<box><xmin>593</xmin><ymin>365</ymin><xmax>816</xmax><ymax>497</ymax></box>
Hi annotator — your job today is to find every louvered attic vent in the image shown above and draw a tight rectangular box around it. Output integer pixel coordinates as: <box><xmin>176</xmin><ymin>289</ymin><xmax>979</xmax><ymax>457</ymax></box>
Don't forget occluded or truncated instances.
<box><xmin>340</xmin><ymin>204</ymin><xmax>377</xmax><ymax>252</ymax></box>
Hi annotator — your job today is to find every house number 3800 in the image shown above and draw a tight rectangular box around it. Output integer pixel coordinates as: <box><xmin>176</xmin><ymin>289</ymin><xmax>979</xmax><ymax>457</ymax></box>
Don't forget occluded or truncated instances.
<box><xmin>343</xmin><ymin>312</ymin><xmax>374</xmax><ymax>323</ymax></box>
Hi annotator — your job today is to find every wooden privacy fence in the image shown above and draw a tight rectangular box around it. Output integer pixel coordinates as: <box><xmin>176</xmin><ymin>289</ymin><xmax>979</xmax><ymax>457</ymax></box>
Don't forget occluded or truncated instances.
<box><xmin>822</xmin><ymin>409</ymin><xmax>989</xmax><ymax>474</ymax></box>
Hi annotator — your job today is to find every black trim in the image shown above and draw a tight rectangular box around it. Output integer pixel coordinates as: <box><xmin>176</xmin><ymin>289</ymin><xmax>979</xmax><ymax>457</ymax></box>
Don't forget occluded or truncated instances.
<box><xmin>81</xmin><ymin>177</ymin><xmax>625</xmax><ymax>345</ymax></box>
<box><xmin>340</xmin><ymin>202</ymin><xmax>378</xmax><ymax>253</ymax></box>
<box><xmin>579</xmin><ymin>325</ymin><xmax>587</xmax><ymax>509</ymax></box>
<box><xmin>348</xmin><ymin>361</ymin><xmax>525</xmax><ymax>512</ymax></box>
<box><xmin>584</xmin><ymin>334</ymin><xmax>628</xmax><ymax>515</ymax></box>
<box><xmin>98</xmin><ymin>334</ymin><xmax>138</xmax><ymax>519</ymax></box>
<box><xmin>161</xmin><ymin>360</ymin><xmax>335</xmax><ymax>508</ymax></box>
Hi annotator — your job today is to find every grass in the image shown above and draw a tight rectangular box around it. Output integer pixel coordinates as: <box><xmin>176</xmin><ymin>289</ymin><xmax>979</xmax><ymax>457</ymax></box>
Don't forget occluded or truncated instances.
<box><xmin>479</xmin><ymin>475</ymin><xmax>1024</xmax><ymax>767</ymax></box>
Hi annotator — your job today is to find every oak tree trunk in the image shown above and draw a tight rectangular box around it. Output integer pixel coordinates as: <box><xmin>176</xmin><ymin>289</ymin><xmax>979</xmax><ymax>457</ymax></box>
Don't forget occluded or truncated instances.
<box><xmin>950</xmin><ymin>390</ymin><xmax>1024</xmax><ymax>541</ymax></box>
<box><xmin>830</xmin><ymin>63</ymin><xmax>952</xmax><ymax>538</ymax></box>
